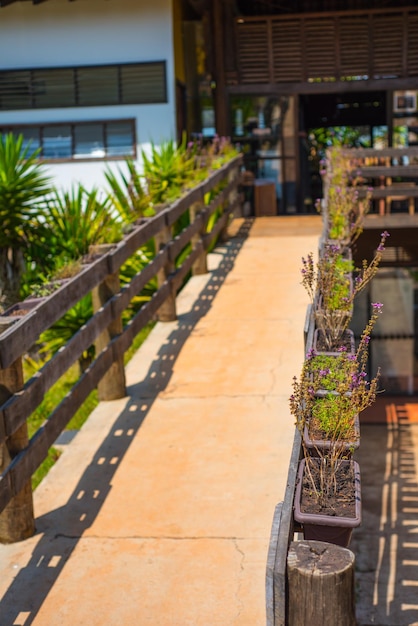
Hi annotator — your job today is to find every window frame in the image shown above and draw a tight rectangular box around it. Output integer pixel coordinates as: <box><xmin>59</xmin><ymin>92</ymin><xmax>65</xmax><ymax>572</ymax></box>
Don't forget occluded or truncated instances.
<box><xmin>0</xmin><ymin>61</ymin><xmax>167</xmax><ymax>111</ymax></box>
<box><xmin>0</xmin><ymin>118</ymin><xmax>137</xmax><ymax>162</ymax></box>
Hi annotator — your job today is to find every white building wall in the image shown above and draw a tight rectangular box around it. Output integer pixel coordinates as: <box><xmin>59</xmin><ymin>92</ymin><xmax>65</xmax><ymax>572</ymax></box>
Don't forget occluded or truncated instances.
<box><xmin>0</xmin><ymin>0</ymin><xmax>176</xmax><ymax>191</ymax></box>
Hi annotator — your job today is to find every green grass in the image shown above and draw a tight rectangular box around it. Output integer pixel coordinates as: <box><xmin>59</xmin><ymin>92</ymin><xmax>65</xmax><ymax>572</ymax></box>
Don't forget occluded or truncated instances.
<box><xmin>31</xmin><ymin>447</ymin><xmax>62</xmax><ymax>491</ymax></box>
<box><xmin>27</xmin><ymin>321</ymin><xmax>156</xmax><ymax>490</ymax></box>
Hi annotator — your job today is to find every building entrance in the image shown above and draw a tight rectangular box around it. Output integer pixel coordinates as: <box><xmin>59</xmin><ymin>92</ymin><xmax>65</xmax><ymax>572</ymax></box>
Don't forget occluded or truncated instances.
<box><xmin>298</xmin><ymin>91</ymin><xmax>387</xmax><ymax>212</ymax></box>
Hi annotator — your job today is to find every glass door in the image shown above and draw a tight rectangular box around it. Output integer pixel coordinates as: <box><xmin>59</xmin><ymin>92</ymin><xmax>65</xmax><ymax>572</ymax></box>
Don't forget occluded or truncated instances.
<box><xmin>230</xmin><ymin>94</ymin><xmax>297</xmax><ymax>214</ymax></box>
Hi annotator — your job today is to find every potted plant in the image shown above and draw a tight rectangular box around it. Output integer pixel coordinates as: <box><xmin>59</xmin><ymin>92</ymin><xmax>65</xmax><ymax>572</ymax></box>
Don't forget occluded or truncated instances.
<box><xmin>290</xmin><ymin>302</ymin><xmax>383</xmax><ymax>547</ymax></box>
<box><xmin>318</xmin><ymin>145</ymin><xmax>372</xmax><ymax>247</ymax></box>
<box><xmin>301</xmin><ymin>231</ymin><xmax>389</xmax><ymax>352</ymax></box>
<box><xmin>293</xmin><ymin>455</ymin><xmax>361</xmax><ymax>547</ymax></box>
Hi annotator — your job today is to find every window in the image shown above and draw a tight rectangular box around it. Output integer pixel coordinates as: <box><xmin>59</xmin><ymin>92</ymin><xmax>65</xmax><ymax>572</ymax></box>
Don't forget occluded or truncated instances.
<box><xmin>0</xmin><ymin>119</ymin><xmax>136</xmax><ymax>161</ymax></box>
<box><xmin>13</xmin><ymin>126</ymin><xmax>41</xmax><ymax>156</ymax></box>
<box><xmin>43</xmin><ymin>125</ymin><xmax>72</xmax><ymax>159</ymax></box>
<box><xmin>0</xmin><ymin>62</ymin><xmax>167</xmax><ymax>111</ymax></box>
<box><xmin>74</xmin><ymin>124</ymin><xmax>105</xmax><ymax>158</ymax></box>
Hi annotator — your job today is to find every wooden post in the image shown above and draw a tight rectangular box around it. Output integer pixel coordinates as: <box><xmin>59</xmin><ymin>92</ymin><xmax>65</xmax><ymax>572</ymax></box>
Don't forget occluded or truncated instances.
<box><xmin>212</xmin><ymin>0</ymin><xmax>228</xmax><ymax>137</ymax></box>
<box><xmin>154</xmin><ymin>214</ymin><xmax>177</xmax><ymax>322</ymax></box>
<box><xmin>287</xmin><ymin>540</ymin><xmax>356</xmax><ymax>626</ymax></box>
<box><xmin>220</xmin><ymin>166</ymin><xmax>239</xmax><ymax>242</ymax></box>
<box><xmin>92</xmin><ymin>271</ymin><xmax>126</xmax><ymax>401</ymax></box>
<box><xmin>0</xmin><ymin>320</ymin><xmax>35</xmax><ymax>543</ymax></box>
<box><xmin>189</xmin><ymin>200</ymin><xmax>208</xmax><ymax>275</ymax></box>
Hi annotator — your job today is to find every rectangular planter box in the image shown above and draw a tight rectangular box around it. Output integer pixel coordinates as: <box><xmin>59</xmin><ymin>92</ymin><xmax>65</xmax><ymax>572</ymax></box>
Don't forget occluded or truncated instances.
<box><xmin>294</xmin><ymin>457</ymin><xmax>361</xmax><ymax>548</ymax></box>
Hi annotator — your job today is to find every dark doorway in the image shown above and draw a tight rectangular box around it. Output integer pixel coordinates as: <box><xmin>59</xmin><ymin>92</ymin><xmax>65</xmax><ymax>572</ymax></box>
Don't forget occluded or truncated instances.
<box><xmin>298</xmin><ymin>91</ymin><xmax>387</xmax><ymax>211</ymax></box>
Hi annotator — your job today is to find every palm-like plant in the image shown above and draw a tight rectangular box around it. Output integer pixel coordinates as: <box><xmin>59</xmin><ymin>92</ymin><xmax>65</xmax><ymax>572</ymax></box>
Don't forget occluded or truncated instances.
<box><xmin>104</xmin><ymin>159</ymin><xmax>153</xmax><ymax>224</ymax></box>
<box><xmin>0</xmin><ymin>132</ymin><xmax>52</xmax><ymax>306</ymax></box>
<box><xmin>41</xmin><ymin>185</ymin><xmax>122</xmax><ymax>265</ymax></box>
<box><xmin>141</xmin><ymin>137</ymin><xmax>195</xmax><ymax>205</ymax></box>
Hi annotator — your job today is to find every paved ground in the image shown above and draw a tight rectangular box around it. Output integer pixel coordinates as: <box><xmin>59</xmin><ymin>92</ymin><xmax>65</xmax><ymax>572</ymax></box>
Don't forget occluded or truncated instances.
<box><xmin>354</xmin><ymin>400</ymin><xmax>418</xmax><ymax>626</ymax></box>
<box><xmin>0</xmin><ymin>216</ymin><xmax>322</xmax><ymax>626</ymax></box>
<box><xmin>1</xmin><ymin>215</ymin><xmax>417</xmax><ymax>626</ymax></box>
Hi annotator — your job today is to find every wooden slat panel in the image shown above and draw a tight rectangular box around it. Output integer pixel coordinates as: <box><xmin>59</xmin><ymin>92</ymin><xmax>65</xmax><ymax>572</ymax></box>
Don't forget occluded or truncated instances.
<box><xmin>407</xmin><ymin>13</ymin><xmax>418</xmax><ymax>76</ymax></box>
<box><xmin>272</xmin><ymin>20</ymin><xmax>303</xmax><ymax>83</ymax></box>
<box><xmin>304</xmin><ymin>18</ymin><xmax>336</xmax><ymax>79</ymax></box>
<box><xmin>339</xmin><ymin>15</ymin><xmax>369</xmax><ymax>78</ymax></box>
<box><xmin>237</xmin><ymin>21</ymin><xmax>270</xmax><ymax>84</ymax></box>
<box><xmin>235</xmin><ymin>9</ymin><xmax>418</xmax><ymax>89</ymax></box>
<box><xmin>372</xmin><ymin>13</ymin><xmax>403</xmax><ymax>78</ymax></box>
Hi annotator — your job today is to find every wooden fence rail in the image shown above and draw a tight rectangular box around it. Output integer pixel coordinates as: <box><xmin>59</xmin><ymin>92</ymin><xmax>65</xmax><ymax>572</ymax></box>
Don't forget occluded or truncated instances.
<box><xmin>266</xmin><ymin>146</ymin><xmax>418</xmax><ymax>624</ymax></box>
<box><xmin>342</xmin><ymin>147</ymin><xmax>418</xmax><ymax>216</ymax></box>
<box><xmin>266</xmin><ymin>303</ymin><xmax>314</xmax><ymax>626</ymax></box>
<box><xmin>0</xmin><ymin>156</ymin><xmax>242</xmax><ymax>542</ymax></box>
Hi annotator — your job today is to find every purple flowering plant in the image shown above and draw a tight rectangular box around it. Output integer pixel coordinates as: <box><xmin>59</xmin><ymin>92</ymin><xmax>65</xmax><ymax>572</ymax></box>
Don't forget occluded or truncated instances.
<box><xmin>301</xmin><ymin>231</ymin><xmax>389</xmax><ymax>351</ymax></box>
<box><xmin>319</xmin><ymin>146</ymin><xmax>372</xmax><ymax>245</ymax></box>
<box><xmin>290</xmin><ymin>301</ymin><xmax>383</xmax><ymax>430</ymax></box>
<box><xmin>289</xmin><ymin>302</ymin><xmax>383</xmax><ymax>502</ymax></box>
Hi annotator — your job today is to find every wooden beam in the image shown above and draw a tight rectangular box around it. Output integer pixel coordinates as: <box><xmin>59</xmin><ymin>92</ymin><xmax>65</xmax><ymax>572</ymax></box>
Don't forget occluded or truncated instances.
<box><xmin>227</xmin><ymin>76</ymin><xmax>418</xmax><ymax>97</ymax></box>
<box><xmin>212</xmin><ymin>0</ymin><xmax>228</xmax><ymax>136</ymax></box>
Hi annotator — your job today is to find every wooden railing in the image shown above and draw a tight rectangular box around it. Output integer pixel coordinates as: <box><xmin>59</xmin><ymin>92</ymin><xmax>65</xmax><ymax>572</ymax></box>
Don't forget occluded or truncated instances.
<box><xmin>342</xmin><ymin>147</ymin><xmax>418</xmax><ymax>216</ymax></box>
<box><xmin>266</xmin><ymin>304</ymin><xmax>313</xmax><ymax>626</ymax></box>
<box><xmin>0</xmin><ymin>156</ymin><xmax>242</xmax><ymax>543</ymax></box>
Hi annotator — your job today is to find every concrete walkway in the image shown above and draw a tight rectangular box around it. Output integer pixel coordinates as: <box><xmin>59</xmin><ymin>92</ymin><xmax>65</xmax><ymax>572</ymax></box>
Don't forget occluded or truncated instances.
<box><xmin>0</xmin><ymin>216</ymin><xmax>322</xmax><ymax>625</ymax></box>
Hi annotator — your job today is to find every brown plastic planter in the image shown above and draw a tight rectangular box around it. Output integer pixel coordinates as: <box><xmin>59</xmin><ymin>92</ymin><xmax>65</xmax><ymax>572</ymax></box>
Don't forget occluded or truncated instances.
<box><xmin>1</xmin><ymin>298</ymin><xmax>46</xmax><ymax>317</ymax></box>
<box><xmin>293</xmin><ymin>458</ymin><xmax>361</xmax><ymax>548</ymax></box>
<box><xmin>313</xmin><ymin>327</ymin><xmax>356</xmax><ymax>356</ymax></box>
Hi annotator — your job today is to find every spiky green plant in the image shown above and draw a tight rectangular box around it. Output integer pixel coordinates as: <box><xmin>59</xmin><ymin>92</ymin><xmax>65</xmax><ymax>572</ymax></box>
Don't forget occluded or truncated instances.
<box><xmin>104</xmin><ymin>159</ymin><xmax>153</xmax><ymax>224</ymax></box>
<box><xmin>41</xmin><ymin>185</ymin><xmax>122</xmax><ymax>264</ymax></box>
<box><xmin>0</xmin><ymin>132</ymin><xmax>52</xmax><ymax>305</ymax></box>
<box><xmin>141</xmin><ymin>137</ymin><xmax>195</xmax><ymax>205</ymax></box>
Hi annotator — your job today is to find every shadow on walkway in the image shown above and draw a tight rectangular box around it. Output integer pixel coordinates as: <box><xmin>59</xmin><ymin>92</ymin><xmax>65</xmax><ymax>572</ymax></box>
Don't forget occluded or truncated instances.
<box><xmin>0</xmin><ymin>219</ymin><xmax>254</xmax><ymax>626</ymax></box>
<box><xmin>353</xmin><ymin>396</ymin><xmax>418</xmax><ymax>626</ymax></box>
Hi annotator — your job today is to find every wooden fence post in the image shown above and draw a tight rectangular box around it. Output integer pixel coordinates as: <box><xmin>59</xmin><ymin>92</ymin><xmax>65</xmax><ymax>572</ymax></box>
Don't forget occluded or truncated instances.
<box><xmin>0</xmin><ymin>320</ymin><xmax>35</xmax><ymax>543</ymax></box>
<box><xmin>154</xmin><ymin>211</ymin><xmax>177</xmax><ymax>322</ymax></box>
<box><xmin>189</xmin><ymin>200</ymin><xmax>208</xmax><ymax>275</ymax></box>
<box><xmin>92</xmin><ymin>270</ymin><xmax>126</xmax><ymax>401</ymax></box>
<box><xmin>220</xmin><ymin>166</ymin><xmax>239</xmax><ymax>242</ymax></box>
<box><xmin>287</xmin><ymin>540</ymin><xmax>356</xmax><ymax>626</ymax></box>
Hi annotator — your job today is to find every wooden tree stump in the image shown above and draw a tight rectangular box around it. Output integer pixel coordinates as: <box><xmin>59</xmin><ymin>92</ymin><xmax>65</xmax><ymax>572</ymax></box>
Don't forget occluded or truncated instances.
<box><xmin>287</xmin><ymin>540</ymin><xmax>356</xmax><ymax>626</ymax></box>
